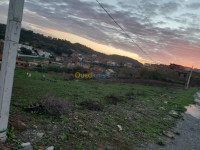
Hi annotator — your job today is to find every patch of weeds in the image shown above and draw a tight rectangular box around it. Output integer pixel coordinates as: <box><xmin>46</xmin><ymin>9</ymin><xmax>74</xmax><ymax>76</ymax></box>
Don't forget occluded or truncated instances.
<box><xmin>13</xmin><ymin>139</ymin><xmax>22</xmax><ymax>150</ymax></box>
<box><xmin>7</xmin><ymin>126</ymin><xmax>16</xmax><ymax>141</ymax></box>
<box><xmin>156</xmin><ymin>140</ymin><xmax>165</xmax><ymax>146</ymax></box>
<box><xmin>65</xmin><ymin>129</ymin><xmax>75</xmax><ymax>139</ymax></box>
<box><xmin>79</xmin><ymin>101</ymin><xmax>104</xmax><ymax>111</ymax></box>
<box><xmin>175</xmin><ymin>105</ymin><xmax>186</xmax><ymax>112</ymax></box>
<box><xmin>105</xmin><ymin>114</ymin><xmax>110</xmax><ymax>121</ymax></box>
<box><xmin>25</xmin><ymin>93</ymin><xmax>73</xmax><ymax>115</ymax></box>
<box><xmin>33</xmin><ymin>145</ymin><xmax>40</xmax><ymax>150</ymax></box>
<box><xmin>60</xmin><ymin>135</ymin><xmax>68</xmax><ymax>142</ymax></box>
<box><xmin>106</xmin><ymin>94</ymin><xmax>123</xmax><ymax>105</ymax></box>
<box><xmin>77</xmin><ymin>142</ymin><xmax>84</xmax><ymax>150</ymax></box>
<box><xmin>73</xmin><ymin>122</ymin><xmax>81</xmax><ymax>131</ymax></box>
<box><xmin>61</xmin><ymin>116</ymin><xmax>69</xmax><ymax>123</ymax></box>
<box><xmin>7</xmin><ymin>127</ymin><xmax>22</xmax><ymax>150</ymax></box>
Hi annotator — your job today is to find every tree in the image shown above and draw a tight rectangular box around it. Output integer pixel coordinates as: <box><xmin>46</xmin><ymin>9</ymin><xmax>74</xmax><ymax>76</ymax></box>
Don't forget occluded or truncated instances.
<box><xmin>20</xmin><ymin>47</ymin><xmax>32</xmax><ymax>55</ymax></box>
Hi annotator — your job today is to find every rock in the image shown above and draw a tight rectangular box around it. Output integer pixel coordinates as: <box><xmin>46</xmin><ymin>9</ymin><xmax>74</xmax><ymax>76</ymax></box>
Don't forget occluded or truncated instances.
<box><xmin>32</xmin><ymin>125</ymin><xmax>38</xmax><ymax>129</ymax></box>
<box><xmin>18</xmin><ymin>144</ymin><xmax>33</xmax><ymax>150</ymax></box>
<box><xmin>81</xmin><ymin>130</ymin><xmax>88</xmax><ymax>136</ymax></box>
<box><xmin>164</xmin><ymin>101</ymin><xmax>168</xmax><ymax>104</ymax></box>
<box><xmin>79</xmin><ymin>124</ymin><xmax>84</xmax><ymax>128</ymax></box>
<box><xmin>163</xmin><ymin>131</ymin><xmax>174</xmax><ymax>139</ymax></box>
<box><xmin>160</xmin><ymin>107</ymin><xmax>165</xmax><ymax>110</ymax></box>
<box><xmin>195</xmin><ymin>98</ymin><xmax>200</xmax><ymax>105</ymax></box>
<box><xmin>89</xmin><ymin>133</ymin><xmax>94</xmax><ymax>138</ymax></box>
<box><xmin>60</xmin><ymin>115</ymin><xmax>64</xmax><ymax>119</ymax></box>
<box><xmin>37</xmin><ymin>132</ymin><xmax>44</xmax><ymax>138</ymax></box>
<box><xmin>117</xmin><ymin>125</ymin><xmax>123</xmax><ymax>131</ymax></box>
<box><xmin>45</xmin><ymin>146</ymin><xmax>54</xmax><ymax>150</ymax></box>
<box><xmin>88</xmin><ymin>115</ymin><xmax>93</xmax><ymax>120</ymax></box>
<box><xmin>169</xmin><ymin>110</ymin><xmax>179</xmax><ymax>117</ymax></box>
<box><xmin>21</xmin><ymin>143</ymin><xmax>31</xmax><ymax>147</ymax></box>
<box><xmin>77</xmin><ymin>120</ymin><xmax>84</xmax><ymax>124</ymax></box>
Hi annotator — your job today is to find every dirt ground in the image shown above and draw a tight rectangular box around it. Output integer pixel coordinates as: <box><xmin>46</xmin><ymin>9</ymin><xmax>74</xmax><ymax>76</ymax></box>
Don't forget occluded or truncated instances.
<box><xmin>141</xmin><ymin>112</ymin><xmax>200</xmax><ymax>150</ymax></box>
<box><xmin>139</xmin><ymin>93</ymin><xmax>200</xmax><ymax>150</ymax></box>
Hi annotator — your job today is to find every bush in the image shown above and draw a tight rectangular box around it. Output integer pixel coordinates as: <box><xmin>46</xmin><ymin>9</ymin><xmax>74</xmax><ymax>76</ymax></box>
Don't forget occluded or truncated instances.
<box><xmin>33</xmin><ymin>65</ymin><xmax>72</xmax><ymax>73</ymax></box>
<box><xmin>20</xmin><ymin>47</ymin><xmax>32</xmax><ymax>55</ymax></box>
<box><xmin>140</xmin><ymin>68</ymin><xmax>180</xmax><ymax>83</ymax></box>
<box><xmin>39</xmin><ymin>93</ymin><xmax>72</xmax><ymax>115</ymax></box>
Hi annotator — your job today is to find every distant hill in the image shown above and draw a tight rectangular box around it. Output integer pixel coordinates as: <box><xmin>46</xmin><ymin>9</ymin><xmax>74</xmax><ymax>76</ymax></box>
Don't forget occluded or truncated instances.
<box><xmin>0</xmin><ymin>23</ymin><xmax>142</xmax><ymax>67</ymax></box>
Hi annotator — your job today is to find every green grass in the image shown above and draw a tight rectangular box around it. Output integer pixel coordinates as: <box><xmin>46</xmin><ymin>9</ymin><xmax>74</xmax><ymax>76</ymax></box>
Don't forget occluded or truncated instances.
<box><xmin>19</xmin><ymin>57</ymin><xmax>47</xmax><ymax>62</ymax></box>
<box><xmin>6</xmin><ymin>68</ymin><xmax>200</xmax><ymax>150</ymax></box>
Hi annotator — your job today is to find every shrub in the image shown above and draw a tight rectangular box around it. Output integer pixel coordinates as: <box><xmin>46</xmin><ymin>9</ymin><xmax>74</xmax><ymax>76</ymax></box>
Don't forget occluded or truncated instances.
<box><xmin>39</xmin><ymin>93</ymin><xmax>72</xmax><ymax>115</ymax></box>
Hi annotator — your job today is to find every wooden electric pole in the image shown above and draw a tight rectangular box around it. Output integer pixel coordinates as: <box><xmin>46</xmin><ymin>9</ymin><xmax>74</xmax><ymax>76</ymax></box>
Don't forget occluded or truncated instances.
<box><xmin>0</xmin><ymin>0</ymin><xmax>24</xmax><ymax>142</ymax></box>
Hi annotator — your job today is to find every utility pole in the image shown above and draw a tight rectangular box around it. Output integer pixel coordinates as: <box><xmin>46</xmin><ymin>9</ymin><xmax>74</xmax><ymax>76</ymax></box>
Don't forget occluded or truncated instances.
<box><xmin>186</xmin><ymin>67</ymin><xmax>193</xmax><ymax>89</ymax></box>
<box><xmin>0</xmin><ymin>0</ymin><xmax>24</xmax><ymax>142</ymax></box>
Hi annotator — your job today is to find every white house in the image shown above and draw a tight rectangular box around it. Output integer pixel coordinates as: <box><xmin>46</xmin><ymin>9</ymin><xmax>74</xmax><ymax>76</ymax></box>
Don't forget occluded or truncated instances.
<box><xmin>18</xmin><ymin>44</ymin><xmax>35</xmax><ymax>53</ymax></box>
<box><xmin>37</xmin><ymin>49</ymin><xmax>51</xmax><ymax>58</ymax></box>
<box><xmin>106</xmin><ymin>69</ymin><xmax>115</xmax><ymax>75</ymax></box>
<box><xmin>107</xmin><ymin>61</ymin><xmax>116</xmax><ymax>67</ymax></box>
<box><xmin>43</xmin><ymin>51</ymin><xmax>51</xmax><ymax>58</ymax></box>
<box><xmin>124</xmin><ymin>63</ymin><xmax>133</xmax><ymax>68</ymax></box>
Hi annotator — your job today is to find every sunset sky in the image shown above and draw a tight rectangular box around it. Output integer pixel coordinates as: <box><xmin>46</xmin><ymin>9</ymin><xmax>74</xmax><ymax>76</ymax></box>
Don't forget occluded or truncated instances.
<box><xmin>0</xmin><ymin>0</ymin><xmax>200</xmax><ymax>68</ymax></box>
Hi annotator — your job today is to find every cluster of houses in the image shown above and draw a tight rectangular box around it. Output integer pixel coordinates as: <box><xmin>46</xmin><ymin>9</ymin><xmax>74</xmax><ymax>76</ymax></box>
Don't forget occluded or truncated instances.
<box><xmin>56</xmin><ymin>53</ymin><xmax>135</xmax><ymax>68</ymax></box>
<box><xmin>55</xmin><ymin>53</ymin><xmax>117</xmax><ymax>74</ymax></box>
<box><xmin>0</xmin><ymin>40</ymin><xmax>140</xmax><ymax>74</ymax></box>
<box><xmin>17</xmin><ymin>43</ymin><xmax>52</xmax><ymax>59</ymax></box>
<box><xmin>1</xmin><ymin>40</ymin><xmax>200</xmax><ymax>76</ymax></box>
<box><xmin>6</xmin><ymin>43</ymin><xmax>117</xmax><ymax>75</ymax></box>
<box><xmin>143</xmin><ymin>63</ymin><xmax>200</xmax><ymax>79</ymax></box>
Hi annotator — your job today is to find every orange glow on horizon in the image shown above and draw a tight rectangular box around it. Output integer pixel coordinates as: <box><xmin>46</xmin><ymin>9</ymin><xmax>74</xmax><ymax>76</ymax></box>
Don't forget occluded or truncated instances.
<box><xmin>46</xmin><ymin>28</ymin><xmax>147</xmax><ymax>63</ymax></box>
<box><xmin>28</xmin><ymin>25</ymin><xmax>146</xmax><ymax>63</ymax></box>
<box><xmin>27</xmin><ymin>24</ymin><xmax>200</xmax><ymax>68</ymax></box>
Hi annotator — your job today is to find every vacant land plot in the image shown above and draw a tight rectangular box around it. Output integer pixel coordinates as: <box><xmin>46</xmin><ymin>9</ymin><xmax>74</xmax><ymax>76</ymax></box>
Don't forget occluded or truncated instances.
<box><xmin>1</xmin><ymin>68</ymin><xmax>199</xmax><ymax>150</ymax></box>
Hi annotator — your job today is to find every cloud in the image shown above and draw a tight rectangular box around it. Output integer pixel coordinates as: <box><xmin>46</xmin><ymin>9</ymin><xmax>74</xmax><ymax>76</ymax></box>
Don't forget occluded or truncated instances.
<box><xmin>186</xmin><ymin>2</ymin><xmax>200</xmax><ymax>9</ymax></box>
<box><xmin>159</xmin><ymin>2</ymin><xmax>180</xmax><ymax>14</ymax></box>
<box><xmin>0</xmin><ymin>0</ymin><xmax>200</xmax><ymax>67</ymax></box>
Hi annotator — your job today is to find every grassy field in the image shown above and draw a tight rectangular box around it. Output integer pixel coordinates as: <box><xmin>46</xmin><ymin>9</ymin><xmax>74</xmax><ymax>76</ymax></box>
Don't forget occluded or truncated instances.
<box><xmin>2</xmin><ymin>68</ymin><xmax>199</xmax><ymax>150</ymax></box>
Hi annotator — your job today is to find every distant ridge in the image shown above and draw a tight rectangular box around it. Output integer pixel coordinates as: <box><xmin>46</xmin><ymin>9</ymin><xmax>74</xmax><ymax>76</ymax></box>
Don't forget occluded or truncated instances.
<box><xmin>0</xmin><ymin>23</ymin><xmax>142</xmax><ymax>67</ymax></box>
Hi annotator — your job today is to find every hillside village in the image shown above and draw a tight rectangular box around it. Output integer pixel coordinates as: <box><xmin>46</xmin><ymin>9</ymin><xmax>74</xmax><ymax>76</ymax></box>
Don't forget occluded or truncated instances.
<box><xmin>0</xmin><ymin>39</ymin><xmax>136</xmax><ymax>75</ymax></box>
<box><xmin>0</xmin><ymin>39</ymin><xmax>199</xmax><ymax>73</ymax></box>
<box><xmin>1</xmin><ymin>39</ymin><xmax>200</xmax><ymax>80</ymax></box>
<box><xmin>0</xmin><ymin>23</ymin><xmax>200</xmax><ymax>85</ymax></box>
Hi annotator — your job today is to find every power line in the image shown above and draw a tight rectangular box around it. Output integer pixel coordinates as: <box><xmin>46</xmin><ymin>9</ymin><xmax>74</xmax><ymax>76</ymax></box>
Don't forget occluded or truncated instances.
<box><xmin>95</xmin><ymin>0</ymin><xmax>156</xmax><ymax>64</ymax></box>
